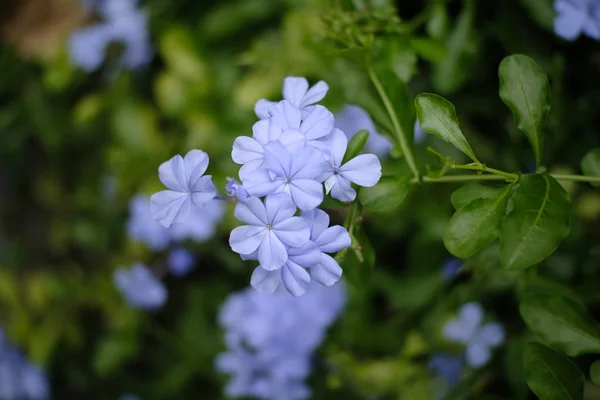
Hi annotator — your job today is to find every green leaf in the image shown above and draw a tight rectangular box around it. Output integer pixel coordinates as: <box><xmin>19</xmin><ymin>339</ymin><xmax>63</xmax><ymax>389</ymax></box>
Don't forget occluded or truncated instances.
<box><xmin>444</xmin><ymin>184</ymin><xmax>512</xmax><ymax>258</ymax></box>
<box><xmin>499</xmin><ymin>54</ymin><xmax>551</xmax><ymax>167</ymax></box>
<box><xmin>581</xmin><ymin>148</ymin><xmax>600</xmax><ymax>187</ymax></box>
<box><xmin>343</xmin><ymin>130</ymin><xmax>370</xmax><ymax>164</ymax></box>
<box><xmin>359</xmin><ymin>176</ymin><xmax>412</xmax><ymax>212</ymax></box>
<box><xmin>518</xmin><ymin>0</ymin><xmax>555</xmax><ymax>29</ymax></box>
<box><xmin>432</xmin><ymin>0</ymin><xmax>478</xmax><ymax>94</ymax></box>
<box><xmin>415</xmin><ymin>93</ymin><xmax>478</xmax><ymax>162</ymax></box>
<box><xmin>382</xmin><ymin>38</ymin><xmax>417</xmax><ymax>83</ymax></box>
<box><xmin>523</xmin><ymin>342</ymin><xmax>584</xmax><ymax>400</ymax></box>
<box><xmin>426</xmin><ymin>2</ymin><xmax>449</xmax><ymax>40</ymax></box>
<box><xmin>500</xmin><ymin>174</ymin><xmax>571</xmax><ymax>270</ymax></box>
<box><xmin>590</xmin><ymin>360</ymin><xmax>600</xmax><ymax>386</ymax></box>
<box><xmin>409</xmin><ymin>38</ymin><xmax>448</xmax><ymax>63</ymax></box>
<box><xmin>520</xmin><ymin>295</ymin><xmax>600</xmax><ymax>356</ymax></box>
<box><xmin>450</xmin><ymin>182</ymin><xmax>506</xmax><ymax>210</ymax></box>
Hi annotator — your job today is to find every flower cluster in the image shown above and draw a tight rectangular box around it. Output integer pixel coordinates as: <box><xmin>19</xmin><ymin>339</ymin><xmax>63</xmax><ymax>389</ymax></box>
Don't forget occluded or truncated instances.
<box><xmin>150</xmin><ymin>77</ymin><xmax>383</xmax><ymax>296</ymax></box>
<box><xmin>69</xmin><ymin>0</ymin><xmax>152</xmax><ymax>71</ymax></box>
<box><xmin>0</xmin><ymin>329</ymin><xmax>49</xmax><ymax>400</ymax></box>
<box><xmin>554</xmin><ymin>0</ymin><xmax>600</xmax><ymax>41</ymax></box>
<box><xmin>442</xmin><ymin>302</ymin><xmax>504</xmax><ymax>368</ymax></box>
<box><xmin>215</xmin><ymin>281</ymin><xmax>346</xmax><ymax>400</ymax></box>
<box><xmin>113</xmin><ymin>263</ymin><xmax>167</xmax><ymax>310</ymax></box>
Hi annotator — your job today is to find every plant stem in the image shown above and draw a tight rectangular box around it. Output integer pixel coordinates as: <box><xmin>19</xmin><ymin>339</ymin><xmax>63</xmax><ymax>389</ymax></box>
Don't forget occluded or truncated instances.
<box><xmin>367</xmin><ymin>65</ymin><xmax>420</xmax><ymax>179</ymax></box>
<box><xmin>451</xmin><ymin>163</ymin><xmax>519</xmax><ymax>180</ymax></box>
<box><xmin>551</xmin><ymin>174</ymin><xmax>600</xmax><ymax>183</ymax></box>
<box><xmin>414</xmin><ymin>174</ymin><xmax>510</xmax><ymax>184</ymax></box>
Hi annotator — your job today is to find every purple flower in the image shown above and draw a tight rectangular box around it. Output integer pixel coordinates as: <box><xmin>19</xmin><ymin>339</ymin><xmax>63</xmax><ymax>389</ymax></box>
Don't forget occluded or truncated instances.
<box><xmin>334</xmin><ymin>104</ymin><xmax>393</xmax><ymax>157</ymax></box>
<box><xmin>151</xmin><ymin>150</ymin><xmax>217</xmax><ymax>228</ymax></box>
<box><xmin>167</xmin><ymin>248</ymin><xmax>195</xmax><ymax>277</ymax></box>
<box><xmin>229</xmin><ymin>194</ymin><xmax>310</xmax><ymax>271</ymax></box>
<box><xmin>113</xmin><ymin>263</ymin><xmax>167</xmax><ymax>310</ymax></box>
<box><xmin>254</xmin><ymin>77</ymin><xmax>329</xmax><ymax>119</ymax></box>
<box><xmin>554</xmin><ymin>0</ymin><xmax>600</xmax><ymax>40</ymax></box>
<box><xmin>127</xmin><ymin>195</ymin><xmax>171</xmax><ymax>251</ymax></box>
<box><xmin>429</xmin><ymin>353</ymin><xmax>463</xmax><ymax>386</ymax></box>
<box><xmin>226</xmin><ymin>178</ymin><xmax>249</xmax><ymax>200</ymax></box>
<box><xmin>443</xmin><ymin>302</ymin><xmax>505</xmax><ymax>368</ymax></box>
<box><xmin>442</xmin><ymin>258</ymin><xmax>462</xmax><ymax>280</ymax></box>
<box><xmin>319</xmin><ymin>129</ymin><xmax>382</xmax><ymax>202</ymax></box>
<box><xmin>69</xmin><ymin>0</ymin><xmax>152</xmax><ymax>71</ymax></box>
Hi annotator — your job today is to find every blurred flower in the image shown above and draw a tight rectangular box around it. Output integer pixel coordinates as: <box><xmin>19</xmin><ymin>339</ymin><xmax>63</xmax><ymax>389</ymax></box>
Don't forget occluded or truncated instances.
<box><xmin>127</xmin><ymin>195</ymin><xmax>171</xmax><ymax>251</ymax></box>
<box><xmin>118</xmin><ymin>395</ymin><xmax>140</xmax><ymax>400</ymax></box>
<box><xmin>334</xmin><ymin>104</ymin><xmax>393</xmax><ymax>158</ymax></box>
<box><xmin>428</xmin><ymin>353</ymin><xmax>463</xmax><ymax>386</ymax></box>
<box><xmin>113</xmin><ymin>263</ymin><xmax>167</xmax><ymax>310</ymax></box>
<box><xmin>168</xmin><ymin>199</ymin><xmax>224</xmax><ymax>242</ymax></box>
<box><xmin>216</xmin><ymin>281</ymin><xmax>346</xmax><ymax>399</ymax></box>
<box><xmin>0</xmin><ymin>329</ymin><xmax>49</xmax><ymax>400</ymax></box>
<box><xmin>414</xmin><ymin>119</ymin><xmax>428</xmax><ymax>143</ymax></box>
<box><xmin>69</xmin><ymin>0</ymin><xmax>152</xmax><ymax>71</ymax></box>
<box><xmin>229</xmin><ymin>194</ymin><xmax>310</xmax><ymax>272</ymax></box>
<box><xmin>554</xmin><ymin>0</ymin><xmax>600</xmax><ymax>40</ymax></box>
<box><xmin>151</xmin><ymin>150</ymin><xmax>217</xmax><ymax>228</ymax></box>
<box><xmin>319</xmin><ymin>129</ymin><xmax>382</xmax><ymax>202</ymax></box>
<box><xmin>167</xmin><ymin>248</ymin><xmax>195</xmax><ymax>277</ymax></box>
<box><xmin>255</xmin><ymin>77</ymin><xmax>329</xmax><ymax>119</ymax></box>
<box><xmin>443</xmin><ymin>302</ymin><xmax>504</xmax><ymax>368</ymax></box>
<box><xmin>441</xmin><ymin>259</ymin><xmax>462</xmax><ymax>280</ymax></box>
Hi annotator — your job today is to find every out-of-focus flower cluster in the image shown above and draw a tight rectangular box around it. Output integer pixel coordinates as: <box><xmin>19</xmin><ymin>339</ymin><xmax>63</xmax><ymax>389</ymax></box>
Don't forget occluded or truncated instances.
<box><xmin>150</xmin><ymin>77</ymin><xmax>384</xmax><ymax>296</ymax></box>
<box><xmin>215</xmin><ymin>281</ymin><xmax>347</xmax><ymax>400</ymax></box>
<box><xmin>554</xmin><ymin>0</ymin><xmax>600</xmax><ymax>41</ymax></box>
<box><xmin>0</xmin><ymin>329</ymin><xmax>49</xmax><ymax>400</ymax></box>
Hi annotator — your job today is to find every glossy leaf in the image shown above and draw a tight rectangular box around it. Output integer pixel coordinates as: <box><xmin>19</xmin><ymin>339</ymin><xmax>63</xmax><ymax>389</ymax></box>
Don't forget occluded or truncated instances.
<box><xmin>343</xmin><ymin>130</ymin><xmax>370</xmax><ymax>164</ymax></box>
<box><xmin>499</xmin><ymin>54</ymin><xmax>550</xmax><ymax>167</ymax></box>
<box><xmin>415</xmin><ymin>93</ymin><xmax>478</xmax><ymax>162</ymax></box>
<box><xmin>520</xmin><ymin>295</ymin><xmax>600</xmax><ymax>356</ymax></box>
<box><xmin>444</xmin><ymin>184</ymin><xmax>512</xmax><ymax>258</ymax></box>
<box><xmin>581</xmin><ymin>148</ymin><xmax>600</xmax><ymax>187</ymax></box>
<box><xmin>524</xmin><ymin>342</ymin><xmax>584</xmax><ymax>400</ymax></box>
<box><xmin>450</xmin><ymin>182</ymin><xmax>506</xmax><ymax>210</ymax></box>
<box><xmin>358</xmin><ymin>176</ymin><xmax>412</xmax><ymax>212</ymax></box>
<box><xmin>500</xmin><ymin>174</ymin><xmax>570</xmax><ymax>270</ymax></box>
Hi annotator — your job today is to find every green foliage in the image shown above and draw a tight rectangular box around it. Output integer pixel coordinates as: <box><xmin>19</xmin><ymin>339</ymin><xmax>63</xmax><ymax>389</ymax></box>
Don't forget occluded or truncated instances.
<box><xmin>450</xmin><ymin>182</ymin><xmax>505</xmax><ymax>210</ymax></box>
<box><xmin>415</xmin><ymin>93</ymin><xmax>478</xmax><ymax>162</ymax></box>
<box><xmin>590</xmin><ymin>360</ymin><xmax>600</xmax><ymax>386</ymax></box>
<box><xmin>499</xmin><ymin>54</ymin><xmax>551</xmax><ymax>167</ymax></box>
<box><xmin>581</xmin><ymin>148</ymin><xmax>600</xmax><ymax>187</ymax></box>
<box><xmin>344</xmin><ymin>129</ymin><xmax>370</xmax><ymax>163</ymax></box>
<box><xmin>500</xmin><ymin>174</ymin><xmax>571</xmax><ymax>270</ymax></box>
<box><xmin>523</xmin><ymin>342</ymin><xmax>584</xmax><ymax>400</ymax></box>
<box><xmin>359</xmin><ymin>175</ymin><xmax>412</xmax><ymax>212</ymax></box>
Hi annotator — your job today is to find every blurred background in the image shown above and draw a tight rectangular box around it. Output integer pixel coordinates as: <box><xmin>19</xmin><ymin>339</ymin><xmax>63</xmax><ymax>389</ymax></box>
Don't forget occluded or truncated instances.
<box><xmin>1</xmin><ymin>0</ymin><xmax>600</xmax><ymax>398</ymax></box>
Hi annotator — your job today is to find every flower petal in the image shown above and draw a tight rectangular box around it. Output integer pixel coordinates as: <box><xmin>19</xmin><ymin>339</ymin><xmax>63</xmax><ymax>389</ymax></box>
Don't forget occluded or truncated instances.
<box><xmin>258</xmin><ymin>231</ymin><xmax>288</xmax><ymax>270</ymax></box>
<box><xmin>478</xmin><ymin>323</ymin><xmax>505</xmax><ymax>347</ymax></box>
<box><xmin>290</xmin><ymin>145</ymin><xmax>326</xmax><ymax>180</ymax></box>
<box><xmin>263</xmin><ymin>141</ymin><xmax>292</xmax><ymax>177</ymax></box>
<box><xmin>252</xmin><ymin>119</ymin><xmax>283</xmax><ymax>145</ymax></box>
<box><xmin>274</xmin><ymin>217</ymin><xmax>310</xmax><ymax>248</ymax></box>
<box><xmin>282</xmin><ymin>77</ymin><xmax>309</xmax><ymax>107</ymax></box>
<box><xmin>459</xmin><ymin>302</ymin><xmax>484</xmax><ymax>334</ymax></box>
<box><xmin>229</xmin><ymin>225</ymin><xmax>266</xmax><ymax>255</ymax></box>
<box><xmin>315</xmin><ymin>225</ymin><xmax>351</xmax><ymax>253</ymax></box>
<box><xmin>288</xmin><ymin>241</ymin><xmax>321</xmax><ymax>267</ymax></box>
<box><xmin>553</xmin><ymin>5</ymin><xmax>585</xmax><ymax>40</ymax></box>
<box><xmin>158</xmin><ymin>154</ymin><xmax>187</xmax><ymax>191</ymax></box>
<box><xmin>232</xmin><ymin>136</ymin><xmax>264</xmax><ymax>165</ymax></box>
<box><xmin>301</xmin><ymin>208</ymin><xmax>329</xmax><ymax>240</ymax></box>
<box><xmin>234</xmin><ymin>196</ymin><xmax>267</xmax><ymax>226</ymax></box>
<box><xmin>340</xmin><ymin>154</ymin><xmax>382</xmax><ymax>187</ymax></box>
<box><xmin>329</xmin><ymin>175</ymin><xmax>356</xmax><ymax>202</ymax></box>
<box><xmin>264</xmin><ymin>192</ymin><xmax>297</xmax><ymax>224</ymax></box>
<box><xmin>328</xmin><ymin>129</ymin><xmax>347</xmax><ymax>168</ymax></box>
<box><xmin>465</xmin><ymin>340</ymin><xmax>491</xmax><ymax>368</ymax></box>
<box><xmin>254</xmin><ymin>98</ymin><xmax>274</xmax><ymax>119</ymax></box>
<box><xmin>243</xmin><ymin>168</ymin><xmax>281</xmax><ymax>197</ymax></box>
<box><xmin>183</xmin><ymin>149</ymin><xmax>209</xmax><ymax>186</ymax></box>
<box><xmin>268</xmin><ymin>100</ymin><xmax>301</xmax><ymax>130</ymax></box>
<box><xmin>190</xmin><ymin>175</ymin><xmax>217</xmax><ymax>205</ymax></box>
<box><xmin>310</xmin><ymin>253</ymin><xmax>343</xmax><ymax>286</ymax></box>
<box><xmin>300</xmin><ymin>81</ymin><xmax>329</xmax><ymax>107</ymax></box>
<box><xmin>300</xmin><ymin>105</ymin><xmax>334</xmax><ymax>140</ymax></box>
<box><xmin>442</xmin><ymin>319</ymin><xmax>471</xmax><ymax>344</ymax></box>
<box><xmin>281</xmin><ymin>262</ymin><xmax>311</xmax><ymax>296</ymax></box>
<box><xmin>150</xmin><ymin>190</ymin><xmax>191</xmax><ymax>228</ymax></box>
<box><xmin>290</xmin><ymin>179</ymin><xmax>324</xmax><ymax>211</ymax></box>
<box><xmin>250</xmin><ymin>266</ymin><xmax>281</xmax><ymax>294</ymax></box>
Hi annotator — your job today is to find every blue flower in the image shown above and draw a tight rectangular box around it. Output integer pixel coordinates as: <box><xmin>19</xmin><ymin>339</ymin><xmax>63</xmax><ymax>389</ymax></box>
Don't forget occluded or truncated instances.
<box><xmin>229</xmin><ymin>194</ymin><xmax>310</xmax><ymax>272</ymax></box>
<box><xmin>69</xmin><ymin>0</ymin><xmax>152</xmax><ymax>71</ymax></box>
<box><xmin>226</xmin><ymin>178</ymin><xmax>249</xmax><ymax>200</ymax></box>
<box><xmin>443</xmin><ymin>302</ymin><xmax>504</xmax><ymax>368</ymax></box>
<box><xmin>0</xmin><ymin>330</ymin><xmax>49</xmax><ymax>400</ymax></box>
<box><xmin>441</xmin><ymin>258</ymin><xmax>462</xmax><ymax>280</ymax></box>
<box><xmin>168</xmin><ymin>199</ymin><xmax>224</xmax><ymax>242</ymax></box>
<box><xmin>167</xmin><ymin>248</ymin><xmax>195</xmax><ymax>277</ymax></box>
<box><xmin>302</xmin><ymin>208</ymin><xmax>351</xmax><ymax>286</ymax></box>
<box><xmin>216</xmin><ymin>281</ymin><xmax>346</xmax><ymax>399</ymax></box>
<box><xmin>267</xmin><ymin>101</ymin><xmax>335</xmax><ymax>147</ymax></box>
<box><xmin>334</xmin><ymin>104</ymin><xmax>393</xmax><ymax>157</ymax></box>
<box><xmin>113</xmin><ymin>263</ymin><xmax>167</xmax><ymax>310</ymax></box>
<box><xmin>428</xmin><ymin>353</ymin><xmax>463</xmax><ymax>386</ymax></box>
<box><xmin>151</xmin><ymin>150</ymin><xmax>217</xmax><ymax>228</ymax></box>
<box><xmin>414</xmin><ymin>119</ymin><xmax>428</xmax><ymax>143</ymax></box>
<box><xmin>118</xmin><ymin>395</ymin><xmax>140</xmax><ymax>400</ymax></box>
<box><xmin>255</xmin><ymin>77</ymin><xmax>329</xmax><ymax>119</ymax></box>
<box><xmin>127</xmin><ymin>195</ymin><xmax>171</xmax><ymax>251</ymax></box>
<box><xmin>243</xmin><ymin>142</ymin><xmax>326</xmax><ymax>211</ymax></box>
<box><xmin>554</xmin><ymin>0</ymin><xmax>600</xmax><ymax>40</ymax></box>
<box><xmin>319</xmin><ymin>129</ymin><xmax>382</xmax><ymax>202</ymax></box>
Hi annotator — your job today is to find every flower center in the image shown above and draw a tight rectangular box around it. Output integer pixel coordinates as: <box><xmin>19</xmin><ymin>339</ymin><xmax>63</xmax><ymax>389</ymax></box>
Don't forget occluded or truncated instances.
<box><xmin>266</xmin><ymin>224</ymin><xmax>273</xmax><ymax>230</ymax></box>
<box><xmin>333</xmin><ymin>167</ymin><xmax>340</xmax><ymax>175</ymax></box>
<box><xmin>284</xmin><ymin>178</ymin><xmax>291</xmax><ymax>183</ymax></box>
